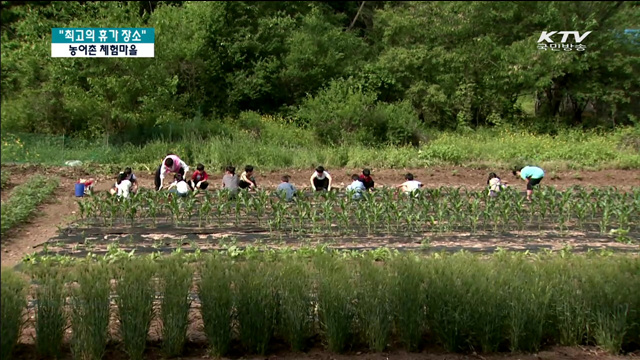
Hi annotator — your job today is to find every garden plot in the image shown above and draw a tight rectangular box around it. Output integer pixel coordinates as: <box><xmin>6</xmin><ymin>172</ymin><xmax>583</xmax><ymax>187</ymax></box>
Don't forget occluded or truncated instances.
<box><xmin>36</xmin><ymin>185</ymin><xmax>640</xmax><ymax>258</ymax></box>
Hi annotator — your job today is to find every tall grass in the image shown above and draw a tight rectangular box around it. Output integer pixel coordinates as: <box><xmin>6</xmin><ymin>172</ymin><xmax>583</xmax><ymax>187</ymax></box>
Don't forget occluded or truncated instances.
<box><xmin>1</xmin><ymin>268</ymin><xmax>27</xmax><ymax>360</ymax></box>
<box><xmin>276</xmin><ymin>258</ymin><xmax>314</xmax><ymax>352</ymax></box>
<box><xmin>3</xmin><ymin>125</ymin><xmax>639</xmax><ymax>170</ymax></box>
<box><xmin>314</xmin><ymin>254</ymin><xmax>356</xmax><ymax>353</ymax></box>
<box><xmin>114</xmin><ymin>259</ymin><xmax>157</xmax><ymax>360</ymax></box>
<box><xmin>354</xmin><ymin>258</ymin><xmax>393</xmax><ymax>352</ymax></box>
<box><xmin>389</xmin><ymin>255</ymin><xmax>426</xmax><ymax>352</ymax></box>
<box><xmin>198</xmin><ymin>255</ymin><xmax>233</xmax><ymax>357</ymax></box>
<box><xmin>70</xmin><ymin>262</ymin><xmax>112</xmax><ymax>360</ymax></box>
<box><xmin>502</xmin><ymin>256</ymin><xmax>551</xmax><ymax>353</ymax></box>
<box><xmin>158</xmin><ymin>255</ymin><xmax>193</xmax><ymax>358</ymax></box>
<box><xmin>423</xmin><ymin>254</ymin><xmax>483</xmax><ymax>352</ymax></box>
<box><xmin>4</xmin><ymin>251</ymin><xmax>640</xmax><ymax>356</ymax></box>
<box><xmin>234</xmin><ymin>260</ymin><xmax>278</xmax><ymax>355</ymax></box>
<box><xmin>31</xmin><ymin>265</ymin><xmax>68</xmax><ymax>359</ymax></box>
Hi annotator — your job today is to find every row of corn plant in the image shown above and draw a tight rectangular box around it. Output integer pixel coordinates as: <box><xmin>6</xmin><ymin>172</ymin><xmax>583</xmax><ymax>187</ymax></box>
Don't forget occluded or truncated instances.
<box><xmin>77</xmin><ymin>187</ymin><xmax>639</xmax><ymax>238</ymax></box>
<box><xmin>3</xmin><ymin>251</ymin><xmax>639</xmax><ymax>359</ymax></box>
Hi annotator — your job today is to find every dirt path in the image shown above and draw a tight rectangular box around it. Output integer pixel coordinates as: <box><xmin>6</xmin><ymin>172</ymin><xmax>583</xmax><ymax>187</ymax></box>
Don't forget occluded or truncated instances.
<box><xmin>1</xmin><ymin>164</ymin><xmax>639</xmax><ymax>268</ymax></box>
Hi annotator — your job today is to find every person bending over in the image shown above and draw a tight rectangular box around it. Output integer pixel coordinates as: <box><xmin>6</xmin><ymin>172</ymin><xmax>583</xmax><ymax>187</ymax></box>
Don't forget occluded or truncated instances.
<box><xmin>310</xmin><ymin>166</ymin><xmax>332</xmax><ymax>191</ymax></box>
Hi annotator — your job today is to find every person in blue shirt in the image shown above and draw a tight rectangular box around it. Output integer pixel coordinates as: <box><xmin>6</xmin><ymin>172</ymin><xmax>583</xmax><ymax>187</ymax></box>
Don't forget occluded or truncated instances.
<box><xmin>513</xmin><ymin>166</ymin><xmax>545</xmax><ymax>201</ymax></box>
<box><xmin>276</xmin><ymin>175</ymin><xmax>297</xmax><ymax>202</ymax></box>
<box><xmin>346</xmin><ymin>174</ymin><xmax>366</xmax><ymax>200</ymax></box>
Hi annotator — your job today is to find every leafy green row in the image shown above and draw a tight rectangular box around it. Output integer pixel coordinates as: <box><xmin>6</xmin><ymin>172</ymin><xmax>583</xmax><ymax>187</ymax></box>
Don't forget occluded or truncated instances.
<box><xmin>0</xmin><ymin>175</ymin><xmax>59</xmax><ymax>236</ymax></box>
<box><xmin>3</xmin><ymin>251</ymin><xmax>639</xmax><ymax>360</ymax></box>
<box><xmin>0</xmin><ymin>170</ymin><xmax>9</xmax><ymax>189</ymax></box>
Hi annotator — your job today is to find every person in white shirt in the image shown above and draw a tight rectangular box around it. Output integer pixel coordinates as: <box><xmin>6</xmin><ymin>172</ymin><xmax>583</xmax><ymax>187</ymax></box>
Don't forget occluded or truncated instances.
<box><xmin>346</xmin><ymin>174</ymin><xmax>366</xmax><ymax>200</ymax></box>
<box><xmin>487</xmin><ymin>172</ymin><xmax>508</xmax><ymax>197</ymax></box>
<box><xmin>310</xmin><ymin>166</ymin><xmax>332</xmax><ymax>191</ymax></box>
<box><xmin>155</xmin><ymin>154</ymin><xmax>190</xmax><ymax>191</ymax></box>
<box><xmin>397</xmin><ymin>173</ymin><xmax>423</xmax><ymax>195</ymax></box>
<box><xmin>167</xmin><ymin>174</ymin><xmax>193</xmax><ymax>198</ymax></box>
<box><xmin>115</xmin><ymin>173</ymin><xmax>133</xmax><ymax>199</ymax></box>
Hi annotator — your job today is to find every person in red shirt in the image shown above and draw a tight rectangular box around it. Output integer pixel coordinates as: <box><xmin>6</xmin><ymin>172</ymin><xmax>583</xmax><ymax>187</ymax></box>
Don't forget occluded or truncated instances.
<box><xmin>358</xmin><ymin>168</ymin><xmax>375</xmax><ymax>191</ymax></box>
<box><xmin>190</xmin><ymin>163</ymin><xmax>209</xmax><ymax>191</ymax></box>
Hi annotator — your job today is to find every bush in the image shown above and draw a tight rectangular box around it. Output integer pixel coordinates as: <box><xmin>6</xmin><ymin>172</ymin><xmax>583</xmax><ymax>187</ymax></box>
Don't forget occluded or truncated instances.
<box><xmin>297</xmin><ymin>78</ymin><xmax>421</xmax><ymax>147</ymax></box>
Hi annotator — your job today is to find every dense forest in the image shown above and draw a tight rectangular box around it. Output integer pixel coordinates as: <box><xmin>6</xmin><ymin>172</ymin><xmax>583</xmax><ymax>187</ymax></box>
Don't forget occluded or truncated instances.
<box><xmin>1</xmin><ymin>1</ymin><xmax>639</xmax><ymax>148</ymax></box>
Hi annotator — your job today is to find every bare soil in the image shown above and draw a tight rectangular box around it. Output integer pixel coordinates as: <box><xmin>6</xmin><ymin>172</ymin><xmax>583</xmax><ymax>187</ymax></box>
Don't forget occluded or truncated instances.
<box><xmin>1</xmin><ymin>164</ymin><xmax>639</xmax><ymax>267</ymax></box>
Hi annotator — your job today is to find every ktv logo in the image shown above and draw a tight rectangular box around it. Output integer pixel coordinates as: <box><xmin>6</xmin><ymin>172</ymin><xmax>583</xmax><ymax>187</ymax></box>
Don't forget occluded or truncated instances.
<box><xmin>537</xmin><ymin>31</ymin><xmax>591</xmax><ymax>51</ymax></box>
<box><xmin>537</xmin><ymin>31</ymin><xmax>592</xmax><ymax>44</ymax></box>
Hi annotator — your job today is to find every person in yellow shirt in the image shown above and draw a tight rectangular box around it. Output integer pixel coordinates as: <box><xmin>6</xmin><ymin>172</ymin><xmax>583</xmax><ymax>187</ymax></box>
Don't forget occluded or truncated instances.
<box><xmin>239</xmin><ymin>165</ymin><xmax>258</xmax><ymax>191</ymax></box>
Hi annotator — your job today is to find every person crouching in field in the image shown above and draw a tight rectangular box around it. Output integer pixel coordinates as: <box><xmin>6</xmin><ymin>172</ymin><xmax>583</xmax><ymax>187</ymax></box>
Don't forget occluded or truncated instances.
<box><xmin>276</xmin><ymin>175</ymin><xmax>297</xmax><ymax>202</ymax></box>
<box><xmin>487</xmin><ymin>172</ymin><xmax>508</xmax><ymax>197</ymax></box>
<box><xmin>115</xmin><ymin>173</ymin><xmax>133</xmax><ymax>199</ymax></box>
<box><xmin>78</xmin><ymin>178</ymin><xmax>96</xmax><ymax>195</ymax></box>
<box><xmin>222</xmin><ymin>166</ymin><xmax>240</xmax><ymax>197</ymax></box>
<box><xmin>346</xmin><ymin>174</ymin><xmax>366</xmax><ymax>200</ymax></box>
<box><xmin>110</xmin><ymin>167</ymin><xmax>138</xmax><ymax>195</ymax></box>
<box><xmin>168</xmin><ymin>173</ymin><xmax>193</xmax><ymax>198</ymax></box>
<box><xmin>156</xmin><ymin>154</ymin><xmax>190</xmax><ymax>191</ymax></box>
<box><xmin>397</xmin><ymin>173</ymin><xmax>423</xmax><ymax>196</ymax></box>
<box><xmin>310</xmin><ymin>166</ymin><xmax>332</xmax><ymax>192</ymax></box>
<box><xmin>359</xmin><ymin>168</ymin><xmax>375</xmax><ymax>191</ymax></box>
<box><xmin>239</xmin><ymin>165</ymin><xmax>258</xmax><ymax>191</ymax></box>
<box><xmin>513</xmin><ymin>165</ymin><xmax>545</xmax><ymax>201</ymax></box>
<box><xmin>190</xmin><ymin>163</ymin><xmax>209</xmax><ymax>192</ymax></box>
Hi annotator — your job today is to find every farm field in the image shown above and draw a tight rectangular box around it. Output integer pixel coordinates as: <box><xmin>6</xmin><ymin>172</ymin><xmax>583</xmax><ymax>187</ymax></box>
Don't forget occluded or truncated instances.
<box><xmin>1</xmin><ymin>164</ymin><xmax>639</xmax><ymax>360</ymax></box>
<box><xmin>1</xmin><ymin>164</ymin><xmax>639</xmax><ymax>265</ymax></box>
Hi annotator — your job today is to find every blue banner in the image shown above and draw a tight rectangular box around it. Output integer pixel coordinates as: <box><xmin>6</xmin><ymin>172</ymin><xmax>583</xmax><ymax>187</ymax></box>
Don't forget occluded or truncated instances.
<box><xmin>51</xmin><ymin>28</ymin><xmax>155</xmax><ymax>44</ymax></box>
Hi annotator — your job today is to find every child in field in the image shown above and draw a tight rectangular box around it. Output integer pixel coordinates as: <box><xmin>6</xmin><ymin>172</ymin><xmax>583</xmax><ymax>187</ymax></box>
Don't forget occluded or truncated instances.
<box><xmin>513</xmin><ymin>165</ymin><xmax>545</xmax><ymax>201</ymax></box>
<box><xmin>110</xmin><ymin>167</ymin><xmax>138</xmax><ymax>195</ymax></box>
<box><xmin>115</xmin><ymin>173</ymin><xmax>133</xmax><ymax>199</ymax></box>
<box><xmin>310</xmin><ymin>166</ymin><xmax>332</xmax><ymax>192</ymax></box>
<box><xmin>222</xmin><ymin>166</ymin><xmax>240</xmax><ymax>196</ymax></box>
<box><xmin>397</xmin><ymin>173</ymin><xmax>423</xmax><ymax>195</ymax></box>
<box><xmin>346</xmin><ymin>174</ymin><xmax>366</xmax><ymax>200</ymax></box>
<box><xmin>78</xmin><ymin>178</ymin><xmax>96</xmax><ymax>195</ymax></box>
<box><xmin>190</xmin><ymin>163</ymin><xmax>209</xmax><ymax>192</ymax></box>
<box><xmin>156</xmin><ymin>154</ymin><xmax>190</xmax><ymax>191</ymax></box>
<box><xmin>487</xmin><ymin>172</ymin><xmax>508</xmax><ymax>197</ymax></box>
<box><xmin>358</xmin><ymin>168</ymin><xmax>375</xmax><ymax>191</ymax></box>
<box><xmin>167</xmin><ymin>173</ymin><xmax>193</xmax><ymax>198</ymax></box>
<box><xmin>239</xmin><ymin>165</ymin><xmax>258</xmax><ymax>190</ymax></box>
<box><xmin>276</xmin><ymin>175</ymin><xmax>297</xmax><ymax>202</ymax></box>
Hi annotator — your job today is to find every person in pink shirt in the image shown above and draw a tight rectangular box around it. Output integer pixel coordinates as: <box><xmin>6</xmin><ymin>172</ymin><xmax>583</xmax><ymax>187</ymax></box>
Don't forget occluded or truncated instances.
<box><xmin>155</xmin><ymin>154</ymin><xmax>190</xmax><ymax>191</ymax></box>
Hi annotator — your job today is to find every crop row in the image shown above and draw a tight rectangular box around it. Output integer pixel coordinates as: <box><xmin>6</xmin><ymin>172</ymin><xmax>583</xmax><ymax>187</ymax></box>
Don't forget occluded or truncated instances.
<box><xmin>77</xmin><ymin>186</ymin><xmax>640</xmax><ymax>236</ymax></box>
<box><xmin>0</xmin><ymin>175</ymin><xmax>59</xmax><ymax>236</ymax></box>
<box><xmin>2</xmin><ymin>251</ymin><xmax>639</xmax><ymax>360</ymax></box>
